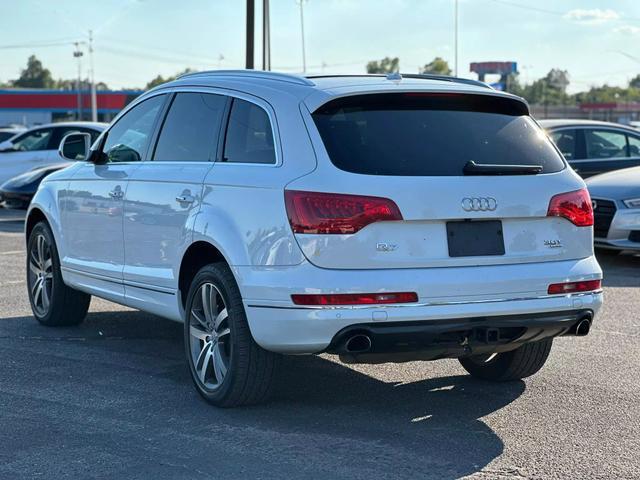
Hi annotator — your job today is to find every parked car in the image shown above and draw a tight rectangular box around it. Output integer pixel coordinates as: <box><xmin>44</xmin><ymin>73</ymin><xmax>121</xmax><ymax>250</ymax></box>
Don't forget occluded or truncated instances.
<box><xmin>0</xmin><ymin>162</ymin><xmax>71</xmax><ymax>209</ymax></box>
<box><xmin>25</xmin><ymin>71</ymin><xmax>603</xmax><ymax>407</ymax></box>
<box><xmin>586</xmin><ymin>166</ymin><xmax>640</xmax><ymax>251</ymax></box>
<box><xmin>0</xmin><ymin>126</ymin><xmax>26</xmax><ymax>143</ymax></box>
<box><xmin>0</xmin><ymin>122</ymin><xmax>106</xmax><ymax>185</ymax></box>
<box><xmin>540</xmin><ymin>119</ymin><xmax>640</xmax><ymax>178</ymax></box>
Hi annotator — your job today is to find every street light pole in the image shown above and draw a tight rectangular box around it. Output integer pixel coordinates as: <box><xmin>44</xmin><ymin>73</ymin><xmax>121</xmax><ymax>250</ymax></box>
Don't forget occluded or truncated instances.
<box><xmin>454</xmin><ymin>0</ymin><xmax>458</xmax><ymax>77</ymax></box>
<box><xmin>73</xmin><ymin>43</ymin><xmax>84</xmax><ymax>121</ymax></box>
<box><xmin>262</xmin><ymin>0</ymin><xmax>271</xmax><ymax>70</ymax></box>
<box><xmin>246</xmin><ymin>0</ymin><xmax>255</xmax><ymax>69</ymax></box>
<box><xmin>296</xmin><ymin>0</ymin><xmax>307</xmax><ymax>73</ymax></box>
<box><xmin>89</xmin><ymin>30</ymin><xmax>97</xmax><ymax>122</ymax></box>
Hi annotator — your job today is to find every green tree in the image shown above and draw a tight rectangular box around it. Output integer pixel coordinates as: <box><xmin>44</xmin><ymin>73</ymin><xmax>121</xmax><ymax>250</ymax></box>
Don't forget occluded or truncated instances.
<box><xmin>366</xmin><ymin>57</ymin><xmax>399</xmax><ymax>74</ymax></box>
<box><xmin>145</xmin><ymin>68</ymin><xmax>194</xmax><ymax>89</ymax></box>
<box><xmin>630</xmin><ymin>74</ymin><xmax>640</xmax><ymax>89</ymax></box>
<box><xmin>519</xmin><ymin>69</ymin><xmax>573</xmax><ymax>105</ymax></box>
<box><xmin>420</xmin><ymin>57</ymin><xmax>451</xmax><ymax>76</ymax></box>
<box><xmin>12</xmin><ymin>55</ymin><xmax>54</xmax><ymax>88</ymax></box>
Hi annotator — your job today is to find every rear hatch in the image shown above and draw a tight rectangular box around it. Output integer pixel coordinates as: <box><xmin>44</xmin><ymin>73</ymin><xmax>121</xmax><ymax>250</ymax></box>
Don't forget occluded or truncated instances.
<box><xmin>287</xmin><ymin>91</ymin><xmax>592</xmax><ymax>270</ymax></box>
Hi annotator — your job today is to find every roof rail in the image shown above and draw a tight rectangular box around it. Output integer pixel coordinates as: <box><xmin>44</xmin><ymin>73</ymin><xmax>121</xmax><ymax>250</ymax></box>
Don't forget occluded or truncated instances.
<box><xmin>177</xmin><ymin>70</ymin><xmax>315</xmax><ymax>86</ymax></box>
<box><xmin>305</xmin><ymin>73</ymin><xmax>491</xmax><ymax>89</ymax></box>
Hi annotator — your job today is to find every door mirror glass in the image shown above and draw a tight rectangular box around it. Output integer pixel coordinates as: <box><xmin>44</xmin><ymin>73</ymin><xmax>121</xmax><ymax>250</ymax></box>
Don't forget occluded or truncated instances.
<box><xmin>59</xmin><ymin>132</ymin><xmax>92</xmax><ymax>161</ymax></box>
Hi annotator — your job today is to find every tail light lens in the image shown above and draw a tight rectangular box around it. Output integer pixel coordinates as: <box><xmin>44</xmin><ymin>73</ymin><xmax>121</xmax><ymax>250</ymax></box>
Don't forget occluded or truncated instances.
<box><xmin>291</xmin><ymin>292</ymin><xmax>418</xmax><ymax>306</ymax></box>
<box><xmin>547</xmin><ymin>188</ymin><xmax>593</xmax><ymax>227</ymax></box>
<box><xmin>285</xmin><ymin>190</ymin><xmax>402</xmax><ymax>234</ymax></box>
<box><xmin>547</xmin><ymin>279</ymin><xmax>601</xmax><ymax>295</ymax></box>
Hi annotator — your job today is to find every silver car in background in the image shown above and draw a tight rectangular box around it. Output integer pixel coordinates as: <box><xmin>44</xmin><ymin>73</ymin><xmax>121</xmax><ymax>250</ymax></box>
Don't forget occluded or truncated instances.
<box><xmin>587</xmin><ymin>166</ymin><xmax>640</xmax><ymax>251</ymax></box>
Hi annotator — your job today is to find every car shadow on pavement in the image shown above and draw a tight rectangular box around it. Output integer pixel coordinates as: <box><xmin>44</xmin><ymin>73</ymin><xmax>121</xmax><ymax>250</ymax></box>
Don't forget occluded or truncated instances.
<box><xmin>596</xmin><ymin>250</ymin><xmax>640</xmax><ymax>287</ymax></box>
<box><xmin>3</xmin><ymin>308</ymin><xmax>526</xmax><ymax>479</ymax></box>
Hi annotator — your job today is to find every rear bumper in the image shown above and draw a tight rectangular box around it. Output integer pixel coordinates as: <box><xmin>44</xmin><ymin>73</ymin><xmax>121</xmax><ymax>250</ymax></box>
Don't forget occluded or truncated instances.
<box><xmin>236</xmin><ymin>256</ymin><xmax>603</xmax><ymax>354</ymax></box>
<box><xmin>327</xmin><ymin>309</ymin><xmax>593</xmax><ymax>364</ymax></box>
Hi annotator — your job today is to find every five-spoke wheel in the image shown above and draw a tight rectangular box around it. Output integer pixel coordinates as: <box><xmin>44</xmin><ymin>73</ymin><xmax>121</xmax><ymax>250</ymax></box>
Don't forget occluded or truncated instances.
<box><xmin>188</xmin><ymin>283</ymin><xmax>231</xmax><ymax>390</ymax></box>
<box><xmin>27</xmin><ymin>232</ymin><xmax>53</xmax><ymax>317</ymax></box>
<box><xmin>184</xmin><ymin>263</ymin><xmax>279</xmax><ymax>406</ymax></box>
<box><xmin>26</xmin><ymin>221</ymin><xmax>91</xmax><ymax>326</ymax></box>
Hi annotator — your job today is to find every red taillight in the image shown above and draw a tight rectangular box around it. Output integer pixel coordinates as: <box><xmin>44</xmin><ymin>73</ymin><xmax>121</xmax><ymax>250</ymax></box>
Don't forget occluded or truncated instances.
<box><xmin>291</xmin><ymin>292</ymin><xmax>418</xmax><ymax>306</ymax></box>
<box><xmin>285</xmin><ymin>190</ymin><xmax>402</xmax><ymax>234</ymax></box>
<box><xmin>547</xmin><ymin>188</ymin><xmax>593</xmax><ymax>227</ymax></box>
<box><xmin>547</xmin><ymin>279</ymin><xmax>601</xmax><ymax>295</ymax></box>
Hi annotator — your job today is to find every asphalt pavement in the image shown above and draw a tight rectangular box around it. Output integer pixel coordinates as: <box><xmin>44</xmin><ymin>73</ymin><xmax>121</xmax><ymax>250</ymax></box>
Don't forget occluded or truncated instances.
<box><xmin>0</xmin><ymin>208</ymin><xmax>638</xmax><ymax>479</ymax></box>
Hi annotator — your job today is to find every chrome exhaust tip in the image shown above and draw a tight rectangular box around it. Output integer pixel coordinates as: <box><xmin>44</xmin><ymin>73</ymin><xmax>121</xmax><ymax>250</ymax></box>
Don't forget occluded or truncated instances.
<box><xmin>574</xmin><ymin>318</ymin><xmax>591</xmax><ymax>337</ymax></box>
<box><xmin>345</xmin><ymin>334</ymin><xmax>372</xmax><ymax>353</ymax></box>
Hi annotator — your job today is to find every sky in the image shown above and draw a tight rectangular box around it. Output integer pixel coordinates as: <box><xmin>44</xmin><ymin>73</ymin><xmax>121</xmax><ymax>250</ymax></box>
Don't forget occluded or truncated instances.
<box><xmin>1</xmin><ymin>0</ymin><xmax>639</xmax><ymax>93</ymax></box>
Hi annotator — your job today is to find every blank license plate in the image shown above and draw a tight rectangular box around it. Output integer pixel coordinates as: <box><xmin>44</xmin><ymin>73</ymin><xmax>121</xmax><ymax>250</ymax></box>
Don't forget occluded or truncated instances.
<box><xmin>446</xmin><ymin>221</ymin><xmax>505</xmax><ymax>257</ymax></box>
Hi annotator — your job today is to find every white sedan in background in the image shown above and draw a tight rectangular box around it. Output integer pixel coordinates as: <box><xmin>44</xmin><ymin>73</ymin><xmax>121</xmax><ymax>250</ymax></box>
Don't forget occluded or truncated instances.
<box><xmin>0</xmin><ymin>122</ymin><xmax>106</xmax><ymax>185</ymax></box>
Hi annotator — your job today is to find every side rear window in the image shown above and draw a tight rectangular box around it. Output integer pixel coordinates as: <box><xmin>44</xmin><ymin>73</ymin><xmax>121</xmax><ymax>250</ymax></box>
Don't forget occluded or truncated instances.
<box><xmin>154</xmin><ymin>92</ymin><xmax>226</xmax><ymax>162</ymax></box>
<box><xmin>550</xmin><ymin>129</ymin><xmax>576</xmax><ymax>160</ymax></box>
<box><xmin>312</xmin><ymin>93</ymin><xmax>565</xmax><ymax>176</ymax></box>
<box><xmin>222</xmin><ymin>98</ymin><xmax>275</xmax><ymax>164</ymax></box>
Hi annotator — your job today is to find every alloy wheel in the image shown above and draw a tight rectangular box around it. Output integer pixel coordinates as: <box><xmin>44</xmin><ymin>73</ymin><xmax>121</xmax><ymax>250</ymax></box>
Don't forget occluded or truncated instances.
<box><xmin>188</xmin><ymin>283</ymin><xmax>231</xmax><ymax>390</ymax></box>
<box><xmin>28</xmin><ymin>233</ymin><xmax>53</xmax><ymax>317</ymax></box>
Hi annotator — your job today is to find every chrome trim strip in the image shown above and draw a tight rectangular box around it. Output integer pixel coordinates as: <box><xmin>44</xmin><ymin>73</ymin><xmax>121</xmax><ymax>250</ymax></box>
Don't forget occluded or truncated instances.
<box><xmin>61</xmin><ymin>266</ymin><xmax>176</xmax><ymax>295</ymax></box>
<box><xmin>247</xmin><ymin>291</ymin><xmax>602</xmax><ymax>310</ymax></box>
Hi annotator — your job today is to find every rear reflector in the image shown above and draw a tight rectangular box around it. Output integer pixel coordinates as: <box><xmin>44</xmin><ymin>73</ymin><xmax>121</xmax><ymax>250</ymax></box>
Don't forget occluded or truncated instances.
<box><xmin>291</xmin><ymin>292</ymin><xmax>418</xmax><ymax>306</ymax></box>
<box><xmin>285</xmin><ymin>190</ymin><xmax>402</xmax><ymax>234</ymax></box>
<box><xmin>547</xmin><ymin>188</ymin><xmax>594</xmax><ymax>227</ymax></box>
<box><xmin>547</xmin><ymin>280</ymin><xmax>601</xmax><ymax>295</ymax></box>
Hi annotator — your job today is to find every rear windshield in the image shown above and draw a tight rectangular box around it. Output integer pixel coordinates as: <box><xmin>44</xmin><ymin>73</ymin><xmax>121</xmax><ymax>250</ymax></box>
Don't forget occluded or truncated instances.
<box><xmin>312</xmin><ymin>93</ymin><xmax>565</xmax><ymax>176</ymax></box>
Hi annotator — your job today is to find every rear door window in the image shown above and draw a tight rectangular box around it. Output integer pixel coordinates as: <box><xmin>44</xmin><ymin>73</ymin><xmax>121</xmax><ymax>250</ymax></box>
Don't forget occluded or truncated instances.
<box><xmin>153</xmin><ymin>92</ymin><xmax>226</xmax><ymax>162</ymax></box>
<box><xmin>585</xmin><ymin>129</ymin><xmax>628</xmax><ymax>159</ymax></box>
<box><xmin>222</xmin><ymin>98</ymin><xmax>276</xmax><ymax>164</ymax></box>
<box><xmin>550</xmin><ymin>129</ymin><xmax>577</xmax><ymax>160</ymax></box>
<box><xmin>312</xmin><ymin>93</ymin><xmax>565</xmax><ymax>176</ymax></box>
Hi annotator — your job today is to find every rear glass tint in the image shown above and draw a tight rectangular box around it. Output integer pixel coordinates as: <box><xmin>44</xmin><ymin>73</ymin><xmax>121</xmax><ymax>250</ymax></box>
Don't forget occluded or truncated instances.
<box><xmin>312</xmin><ymin>93</ymin><xmax>565</xmax><ymax>176</ymax></box>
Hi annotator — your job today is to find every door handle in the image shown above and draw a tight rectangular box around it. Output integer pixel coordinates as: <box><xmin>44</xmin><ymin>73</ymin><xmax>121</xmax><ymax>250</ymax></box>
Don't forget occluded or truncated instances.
<box><xmin>175</xmin><ymin>194</ymin><xmax>195</xmax><ymax>204</ymax></box>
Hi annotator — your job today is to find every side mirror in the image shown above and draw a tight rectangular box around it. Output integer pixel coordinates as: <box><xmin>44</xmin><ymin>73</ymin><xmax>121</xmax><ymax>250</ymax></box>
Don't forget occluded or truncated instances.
<box><xmin>59</xmin><ymin>132</ymin><xmax>92</xmax><ymax>161</ymax></box>
<box><xmin>0</xmin><ymin>140</ymin><xmax>14</xmax><ymax>152</ymax></box>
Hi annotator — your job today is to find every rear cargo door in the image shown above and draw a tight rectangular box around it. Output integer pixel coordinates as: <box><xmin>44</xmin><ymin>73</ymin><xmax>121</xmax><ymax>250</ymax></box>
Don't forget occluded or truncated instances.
<box><xmin>287</xmin><ymin>92</ymin><xmax>592</xmax><ymax>270</ymax></box>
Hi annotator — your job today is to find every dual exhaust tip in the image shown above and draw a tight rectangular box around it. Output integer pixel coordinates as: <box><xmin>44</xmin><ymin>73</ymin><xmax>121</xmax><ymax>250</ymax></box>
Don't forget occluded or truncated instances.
<box><xmin>342</xmin><ymin>315</ymin><xmax>592</xmax><ymax>353</ymax></box>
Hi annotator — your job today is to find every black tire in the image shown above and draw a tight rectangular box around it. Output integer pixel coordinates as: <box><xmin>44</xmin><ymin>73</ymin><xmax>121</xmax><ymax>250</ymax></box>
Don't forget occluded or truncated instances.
<box><xmin>183</xmin><ymin>263</ymin><xmax>279</xmax><ymax>407</ymax></box>
<box><xmin>459</xmin><ymin>339</ymin><xmax>553</xmax><ymax>381</ymax></box>
<box><xmin>26</xmin><ymin>221</ymin><xmax>91</xmax><ymax>326</ymax></box>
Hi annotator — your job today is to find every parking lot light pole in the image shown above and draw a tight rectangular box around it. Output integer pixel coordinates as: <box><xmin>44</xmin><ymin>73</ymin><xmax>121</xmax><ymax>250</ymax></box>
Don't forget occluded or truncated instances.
<box><xmin>73</xmin><ymin>43</ymin><xmax>84</xmax><ymax>121</ymax></box>
<box><xmin>246</xmin><ymin>0</ymin><xmax>255</xmax><ymax>69</ymax></box>
<box><xmin>89</xmin><ymin>30</ymin><xmax>97</xmax><ymax>122</ymax></box>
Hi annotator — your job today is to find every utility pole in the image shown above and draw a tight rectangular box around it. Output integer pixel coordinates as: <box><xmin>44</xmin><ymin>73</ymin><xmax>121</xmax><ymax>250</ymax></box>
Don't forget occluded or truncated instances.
<box><xmin>89</xmin><ymin>30</ymin><xmax>97</xmax><ymax>122</ymax></box>
<box><xmin>454</xmin><ymin>0</ymin><xmax>458</xmax><ymax>77</ymax></box>
<box><xmin>73</xmin><ymin>43</ymin><xmax>84</xmax><ymax>121</ymax></box>
<box><xmin>296</xmin><ymin>0</ymin><xmax>307</xmax><ymax>73</ymax></box>
<box><xmin>262</xmin><ymin>0</ymin><xmax>271</xmax><ymax>70</ymax></box>
<box><xmin>246</xmin><ymin>0</ymin><xmax>255</xmax><ymax>69</ymax></box>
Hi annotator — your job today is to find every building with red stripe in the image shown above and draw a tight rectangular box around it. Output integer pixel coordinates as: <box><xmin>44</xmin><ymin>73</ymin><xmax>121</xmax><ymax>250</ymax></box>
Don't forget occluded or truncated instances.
<box><xmin>0</xmin><ymin>89</ymin><xmax>143</xmax><ymax>126</ymax></box>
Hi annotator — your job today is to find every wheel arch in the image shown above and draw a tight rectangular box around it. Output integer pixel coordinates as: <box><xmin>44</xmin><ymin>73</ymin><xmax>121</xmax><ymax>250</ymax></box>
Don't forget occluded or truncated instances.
<box><xmin>178</xmin><ymin>241</ymin><xmax>231</xmax><ymax>309</ymax></box>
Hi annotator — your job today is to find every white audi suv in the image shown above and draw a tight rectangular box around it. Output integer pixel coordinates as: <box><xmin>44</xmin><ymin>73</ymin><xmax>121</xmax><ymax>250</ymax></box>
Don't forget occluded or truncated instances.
<box><xmin>25</xmin><ymin>71</ymin><xmax>603</xmax><ymax>406</ymax></box>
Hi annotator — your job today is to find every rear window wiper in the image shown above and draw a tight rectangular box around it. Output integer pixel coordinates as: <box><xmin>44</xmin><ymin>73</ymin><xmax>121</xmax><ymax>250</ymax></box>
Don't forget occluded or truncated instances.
<box><xmin>463</xmin><ymin>160</ymin><xmax>543</xmax><ymax>175</ymax></box>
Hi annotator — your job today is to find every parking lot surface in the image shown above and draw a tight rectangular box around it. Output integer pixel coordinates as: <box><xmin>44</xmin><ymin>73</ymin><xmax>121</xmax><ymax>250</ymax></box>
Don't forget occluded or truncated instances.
<box><xmin>0</xmin><ymin>209</ymin><xmax>639</xmax><ymax>479</ymax></box>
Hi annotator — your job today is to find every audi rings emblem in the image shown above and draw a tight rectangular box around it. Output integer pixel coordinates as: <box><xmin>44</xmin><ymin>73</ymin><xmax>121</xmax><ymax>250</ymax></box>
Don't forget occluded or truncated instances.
<box><xmin>461</xmin><ymin>197</ymin><xmax>498</xmax><ymax>212</ymax></box>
